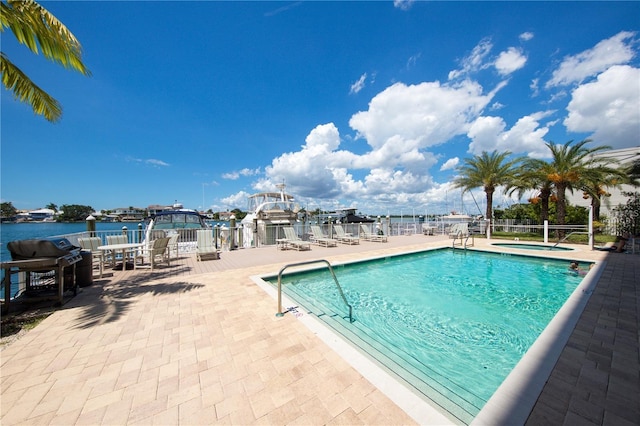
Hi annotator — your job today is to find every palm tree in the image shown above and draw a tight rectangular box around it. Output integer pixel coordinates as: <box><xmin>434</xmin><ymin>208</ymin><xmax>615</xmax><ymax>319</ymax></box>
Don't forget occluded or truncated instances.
<box><xmin>510</xmin><ymin>158</ymin><xmax>555</xmax><ymax>224</ymax></box>
<box><xmin>544</xmin><ymin>140</ymin><xmax>615</xmax><ymax>233</ymax></box>
<box><xmin>1</xmin><ymin>0</ymin><xmax>90</xmax><ymax>122</ymax></box>
<box><xmin>453</xmin><ymin>150</ymin><xmax>521</xmax><ymax>228</ymax></box>
<box><xmin>579</xmin><ymin>169</ymin><xmax>626</xmax><ymax>221</ymax></box>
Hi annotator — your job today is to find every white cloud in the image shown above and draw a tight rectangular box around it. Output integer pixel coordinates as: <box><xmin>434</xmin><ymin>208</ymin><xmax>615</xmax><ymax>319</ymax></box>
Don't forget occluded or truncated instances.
<box><xmin>222</xmin><ymin>167</ymin><xmax>261</xmax><ymax>180</ymax></box>
<box><xmin>220</xmin><ymin>191</ymin><xmax>251</xmax><ymax>208</ymax></box>
<box><xmin>448</xmin><ymin>38</ymin><xmax>493</xmax><ymax>80</ymax></box>
<box><xmin>127</xmin><ymin>157</ymin><xmax>170</xmax><ymax>167</ymax></box>
<box><xmin>406</xmin><ymin>53</ymin><xmax>421</xmax><ymax>69</ymax></box>
<box><xmin>350</xmin><ymin>73</ymin><xmax>367</xmax><ymax>94</ymax></box>
<box><xmin>564</xmin><ymin>65</ymin><xmax>640</xmax><ymax>149</ymax></box>
<box><xmin>467</xmin><ymin>111</ymin><xmax>554</xmax><ymax>158</ymax></box>
<box><xmin>530</xmin><ymin>78</ymin><xmax>539</xmax><ymax>97</ymax></box>
<box><xmin>393</xmin><ymin>0</ymin><xmax>415</xmax><ymax>11</ymax></box>
<box><xmin>546</xmin><ymin>31</ymin><xmax>636</xmax><ymax>88</ymax></box>
<box><xmin>146</xmin><ymin>159</ymin><xmax>169</xmax><ymax>167</ymax></box>
<box><xmin>261</xmin><ymin>123</ymin><xmax>353</xmax><ymax>199</ymax></box>
<box><xmin>494</xmin><ymin>47</ymin><xmax>527</xmax><ymax>76</ymax></box>
<box><xmin>519</xmin><ymin>32</ymin><xmax>534</xmax><ymax>42</ymax></box>
<box><xmin>349</xmin><ymin>80</ymin><xmax>494</xmax><ymax>150</ymax></box>
<box><xmin>440</xmin><ymin>157</ymin><xmax>459</xmax><ymax>171</ymax></box>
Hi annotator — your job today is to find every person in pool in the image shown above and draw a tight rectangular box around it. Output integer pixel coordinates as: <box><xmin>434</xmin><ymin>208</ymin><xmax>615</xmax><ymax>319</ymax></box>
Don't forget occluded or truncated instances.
<box><xmin>568</xmin><ymin>261</ymin><xmax>592</xmax><ymax>275</ymax></box>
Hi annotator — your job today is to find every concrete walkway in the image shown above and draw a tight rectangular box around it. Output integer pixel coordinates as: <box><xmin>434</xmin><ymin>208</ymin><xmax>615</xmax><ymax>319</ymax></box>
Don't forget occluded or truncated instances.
<box><xmin>526</xmin><ymin>249</ymin><xmax>640</xmax><ymax>425</ymax></box>
<box><xmin>1</xmin><ymin>236</ymin><xmax>637</xmax><ymax>425</ymax></box>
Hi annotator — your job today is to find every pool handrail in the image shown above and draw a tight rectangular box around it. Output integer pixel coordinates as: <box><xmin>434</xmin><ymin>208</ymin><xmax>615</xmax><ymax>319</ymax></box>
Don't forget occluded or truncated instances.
<box><xmin>552</xmin><ymin>231</ymin><xmax>590</xmax><ymax>248</ymax></box>
<box><xmin>275</xmin><ymin>259</ymin><xmax>353</xmax><ymax>323</ymax></box>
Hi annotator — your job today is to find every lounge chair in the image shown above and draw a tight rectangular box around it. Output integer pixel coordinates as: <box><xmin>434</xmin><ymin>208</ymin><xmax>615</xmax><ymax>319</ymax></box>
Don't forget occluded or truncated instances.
<box><xmin>282</xmin><ymin>227</ymin><xmax>311</xmax><ymax>251</ymax></box>
<box><xmin>77</xmin><ymin>236</ymin><xmax>107</xmax><ymax>278</ymax></box>
<box><xmin>448</xmin><ymin>223</ymin><xmax>469</xmax><ymax>239</ymax></box>
<box><xmin>333</xmin><ymin>224</ymin><xmax>359</xmax><ymax>244</ymax></box>
<box><xmin>359</xmin><ymin>224</ymin><xmax>387</xmax><ymax>242</ymax></box>
<box><xmin>135</xmin><ymin>237</ymin><xmax>171</xmax><ymax>270</ymax></box>
<box><xmin>196</xmin><ymin>229</ymin><xmax>219</xmax><ymax>261</ymax></box>
<box><xmin>310</xmin><ymin>225</ymin><xmax>338</xmax><ymax>247</ymax></box>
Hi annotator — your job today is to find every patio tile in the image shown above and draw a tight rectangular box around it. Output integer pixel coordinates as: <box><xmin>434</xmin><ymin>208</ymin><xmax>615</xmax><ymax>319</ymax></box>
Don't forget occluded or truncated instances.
<box><xmin>2</xmin><ymin>236</ymin><xmax>637</xmax><ymax>425</ymax></box>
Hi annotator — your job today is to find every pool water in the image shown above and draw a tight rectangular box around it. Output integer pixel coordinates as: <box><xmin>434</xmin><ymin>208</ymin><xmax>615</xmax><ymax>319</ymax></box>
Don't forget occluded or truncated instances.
<box><xmin>269</xmin><ymin>249</ymin><xmax>582</xmax><ymax>423</ymax></box>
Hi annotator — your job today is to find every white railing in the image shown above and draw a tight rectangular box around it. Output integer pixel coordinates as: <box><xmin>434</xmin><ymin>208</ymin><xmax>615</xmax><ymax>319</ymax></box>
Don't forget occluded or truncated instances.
<box><xmin>51</xmin><ymin>218</ymin><xmax>604</xmax><ymax>253</ymax></box>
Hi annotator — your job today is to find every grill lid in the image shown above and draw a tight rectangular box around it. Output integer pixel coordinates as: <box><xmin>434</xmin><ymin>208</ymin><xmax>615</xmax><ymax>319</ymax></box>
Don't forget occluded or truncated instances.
<box><xmin>7</xmin><ymin>238</ymin><xmax>79</xmax><ymax>260</ymax></box>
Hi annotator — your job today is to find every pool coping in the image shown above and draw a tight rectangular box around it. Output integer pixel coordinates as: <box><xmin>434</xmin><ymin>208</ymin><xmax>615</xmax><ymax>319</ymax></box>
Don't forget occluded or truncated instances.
<box><xmin>252</xmin><ymin>245</ymin><xmax>602</xmax><ymax>425</ymax></box>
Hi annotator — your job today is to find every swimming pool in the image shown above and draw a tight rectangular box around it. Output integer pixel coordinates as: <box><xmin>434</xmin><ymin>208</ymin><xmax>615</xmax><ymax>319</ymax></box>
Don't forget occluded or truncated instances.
<box><xmin>262</xmin><ymin>248</ymin><xmax>588</xmax><ymax>424</ymax></box>
<box><xmin>491</xmin><ymin>242</ymin><xmax>574</xmax><ymax>251</ymax></box>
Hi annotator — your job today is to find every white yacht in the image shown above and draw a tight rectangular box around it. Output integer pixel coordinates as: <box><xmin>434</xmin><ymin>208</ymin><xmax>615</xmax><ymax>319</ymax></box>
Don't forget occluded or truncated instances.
<box><xmin>241</xmin><ymin>183</ymin><xmax>300</xmax><ymax>247</ymax></box>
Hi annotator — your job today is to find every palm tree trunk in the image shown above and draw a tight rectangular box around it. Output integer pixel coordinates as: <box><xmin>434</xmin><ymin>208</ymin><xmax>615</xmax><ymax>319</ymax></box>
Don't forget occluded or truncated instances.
<box><xmin>540</xmin><ymin>188</ymin><xmax>551</xmax><ymax>224</ymax></box>
<box><xmin>485</xmin><ymin>189</ymin><xmax>494</xmax><ymax>229</ymax></box>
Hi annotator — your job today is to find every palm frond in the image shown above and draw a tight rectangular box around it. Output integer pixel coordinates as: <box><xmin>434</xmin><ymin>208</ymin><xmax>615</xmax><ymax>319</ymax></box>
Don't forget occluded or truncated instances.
<box><xmin>1</xmin><ymin>0</ymin><xmax>90</xmax><ymax>76</ymax></box>
<box><xmin>1</xmin><ymin>53</ymin><xmax>62</xmax><ymax>122</ymax></box>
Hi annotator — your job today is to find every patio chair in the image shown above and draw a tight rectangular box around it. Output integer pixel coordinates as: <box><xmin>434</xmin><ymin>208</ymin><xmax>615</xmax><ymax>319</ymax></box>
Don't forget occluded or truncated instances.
<box><xmin>359</xmin><ymin>224</ymin><xmax>387</xmax><ymax>242</ymax></box>
<box><xmin>196</xmin><ymin>230</ymin><xmax>219</xmax><ymax>261</ymax></box>
<box><xmin>77</xmin><ymin>236</ymin><xmax>107</xmax><ymax>278</ymax></box>
<box><xmin>421</xmin><ymin>223</ymin><xmax>435</xmax><ymax>235</ymax></box>
<box><xmin>282</xmin><ymin>227</ymin><xmax>311</xmax><ymax>251</ymax></box>
<box><xmin>105</xmin><ymin>234</ymin><xmax>134</xmax><ymax>266</ymax></box>
<box><xmin>310</xmin><ymin>225</ymin><xmax>338</xmax><ymax>247</ymax></box>
<box><xmin>333</xmin><ymin>224</ymin><xmax>359</xmax><ymax>245</ymax></box>
<box><xmin>167</xmin><ymin>233</ymin><xmax>180</xmax><ymax>258</ymax></box>
<box><xmin>135</xmin><ymin>237</ymin><xmax>171</xmax><ymax>270</ymax></box>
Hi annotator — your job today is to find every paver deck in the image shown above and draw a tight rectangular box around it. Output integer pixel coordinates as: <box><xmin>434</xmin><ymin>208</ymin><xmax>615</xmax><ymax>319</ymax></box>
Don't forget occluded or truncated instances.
<box><xmin>1</xmin><ymin>235</ymin><xmax>638</xmax><ymax>425</ymax></box>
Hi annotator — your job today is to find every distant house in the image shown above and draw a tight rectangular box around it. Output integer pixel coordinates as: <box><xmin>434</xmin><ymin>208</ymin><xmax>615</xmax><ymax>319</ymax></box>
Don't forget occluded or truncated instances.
<box><xmin>29</xmin><ymin>208</ymin><xmax>55</xmax><ymax>221</ymax></box>
<box><xmin>218</xmin><ymin>211</ymin><xmax>234</xmax><ymax>221</ymax></box>
<box><xmin>566</xmin><ymin>146</ymin><xmax>640</xmax><ymax>217</ymax></box>
<box><xmin>112</xmin><ymin>207</ymin><xmax>146</xmax><ymax>221</ymax></box>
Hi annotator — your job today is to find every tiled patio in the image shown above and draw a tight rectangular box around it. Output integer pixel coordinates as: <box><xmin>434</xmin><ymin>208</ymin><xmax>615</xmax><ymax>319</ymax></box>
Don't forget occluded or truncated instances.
<box><xmin>1</xmin><ymin>235</ymin><xmax>638</xmax><ymax>425</ymax></box>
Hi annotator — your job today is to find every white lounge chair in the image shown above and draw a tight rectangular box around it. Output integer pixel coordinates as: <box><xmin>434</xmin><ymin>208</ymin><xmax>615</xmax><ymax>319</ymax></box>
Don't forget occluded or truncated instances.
<box><xmin>282</xmin><ymin>227</ymin><xmax>311</xmax><ymax>251</ymax></box>
<box><xmin>333</xmin><ymin>225</ymin><xmax>359</xmax><ymax>245</ymax></box>
<box><xmin>77</xmin><ymin>236</ymin><xmax>107</xmax><ymax>278</ymax></box>
<box><xmin>310</xmin><ymin>225</ymin><xmax>338</xmax><ymax>247</ymax></box>
<box><xmin>448</xmin><ymin>223</ymin><xmax>469</xmax><ymax>239</ymax></box>
<box><xmin>135</xmin><ymin>237</ymin><xmax>171</xmax><ymax>270</ymax></box>
<box><xmin>196</xmin><ymin>230</ymin><xmax>219</xmax><ymax>261</ymax></box>
<box><xmin>359</xmin><ymin>224</ymin><xmax>387</xmax><ymax>242</ymax></box>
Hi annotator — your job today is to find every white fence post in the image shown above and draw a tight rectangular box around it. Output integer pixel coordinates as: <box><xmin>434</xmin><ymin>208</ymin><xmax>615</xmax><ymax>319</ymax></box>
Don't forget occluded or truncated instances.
<box><xmin>544</xmin><ymin>220</ymin><xmax>548</xmax><ymax>243</ymax></box>
<box><xmin>588</xmin><ymin>205</ymin><xmax>594</xmax><ymax>250</ymax></box>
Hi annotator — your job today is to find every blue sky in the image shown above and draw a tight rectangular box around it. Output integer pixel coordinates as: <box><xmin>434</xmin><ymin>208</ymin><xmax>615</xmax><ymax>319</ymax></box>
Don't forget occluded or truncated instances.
<box><xmin>2</xmin><ymin>1</ymin><xmax>639</xmax><ymax>216</ymax></box>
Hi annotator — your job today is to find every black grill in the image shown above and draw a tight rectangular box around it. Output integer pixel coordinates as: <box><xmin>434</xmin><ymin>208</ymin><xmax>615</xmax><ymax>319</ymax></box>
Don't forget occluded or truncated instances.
<box><xmin>2</xmin><ymin>238</ymin><xmax>83</xmax><ymax>313</ymax></box>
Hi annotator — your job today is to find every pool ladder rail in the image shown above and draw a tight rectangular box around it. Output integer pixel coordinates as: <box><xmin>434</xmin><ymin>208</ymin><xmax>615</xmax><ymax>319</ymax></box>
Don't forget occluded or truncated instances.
<box><xmin>452</xmin><ymin>232</ymin><xmax>474</xmax><ymax>249</ymax></box>
<box><xmin>552</xmin><ymin>231</ymin><xmax>590</xmax><ymax>249</ymax></box>
<box><xmin>275</xmin><ymin>259</ymin><xmax>354</xmax><ymax>323</ymax></box>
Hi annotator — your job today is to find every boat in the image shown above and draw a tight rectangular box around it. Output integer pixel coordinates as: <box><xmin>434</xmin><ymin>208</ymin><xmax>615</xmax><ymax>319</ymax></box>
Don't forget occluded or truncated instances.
<box><xmin>425</xmin><ymin>212</ymin><xmax>485</xmax><ymax>234</ymax></box>
<box><xmin>315</xmin><ymin>208</ymin><xmax>374</xmax><ymax>224</ymax></box>
<box><xmin>241</xmin><ymin>183</ymin><xmax>300</xmax><ymax>247</ymax></box>
<box><xmin>143</xmin><ymin>203</ymin><xmax>210</xmax><ymax>249</ymax></box>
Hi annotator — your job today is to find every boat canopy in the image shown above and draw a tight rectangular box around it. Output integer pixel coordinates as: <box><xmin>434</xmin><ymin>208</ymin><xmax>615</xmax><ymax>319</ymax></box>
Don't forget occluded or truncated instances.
<box><xmin>246</xmin><ymin>192</ymin><xmax>295</xmax><ymax>213</ymax></box>
<box><xmin>150</xmin><ymin>210</ymin><xmax>208</xmax><ymax>230</ymax></box>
